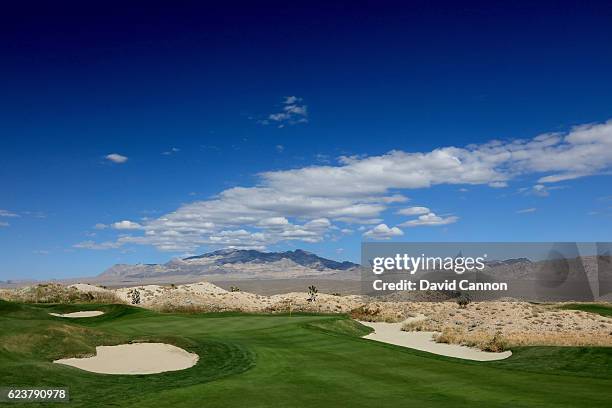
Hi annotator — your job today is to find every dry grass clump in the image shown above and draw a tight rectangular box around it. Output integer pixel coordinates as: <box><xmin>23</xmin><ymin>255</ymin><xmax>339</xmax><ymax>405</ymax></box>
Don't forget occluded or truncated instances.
<box><xmin>502</xmin><ymin>331</ymin><xmax>612</xmax><ymax>347</ymax></box>
<box><xmin>401</xmin><ymin>319</ymin><xmax>429</xmax><ymax>332</ymax></box>
<box><xmin>434</xmin><ymin>327</ymin><xmax>508</xmax><ymax>352</ymax></box>
<box><xmin>433</xmin><ymin>325</ymin><xmax>612</xmax><ymax>350</ymax></box>
<box><xmin>350</xmin><ymin>304</ymin><xmax>407</xmax><ymax>322</ymax></box>
<box><xmin>1</xmin><ymin>284</ymin><xmax>122</xmax><ymax>304</ymax></box>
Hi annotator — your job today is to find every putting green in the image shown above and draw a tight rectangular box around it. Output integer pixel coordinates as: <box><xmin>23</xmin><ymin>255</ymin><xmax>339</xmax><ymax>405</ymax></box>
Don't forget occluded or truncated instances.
<box><xmin>0</xmin><ymin>300</ymin><xmax>610</xmax><ymax>407</ymax></box>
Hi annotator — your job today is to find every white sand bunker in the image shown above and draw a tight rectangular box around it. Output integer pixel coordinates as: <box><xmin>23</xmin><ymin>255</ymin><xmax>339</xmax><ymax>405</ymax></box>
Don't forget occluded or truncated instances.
<box><xmin>360</xmin><ymin>320</ymin><xmax>512</xmax><ymax>361</ymax></box>
<box><xmin>54</xmin><ymin>343</ymin><xmax>199</xmax><ymax>374</ymax></box>
<box><xmin>49</xmin><ymin>311</ymin><xmax>105</xmax><ymax>318</ymax></box>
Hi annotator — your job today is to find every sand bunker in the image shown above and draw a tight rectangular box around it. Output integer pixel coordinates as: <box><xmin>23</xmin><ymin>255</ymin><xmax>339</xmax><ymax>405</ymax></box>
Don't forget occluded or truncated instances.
<box><xmin>49</xmin><ymin>311</ymin><xmax>105</xmax><ymax>318</ymax></box>
<box><xmin>54</xmin><ymin>343</ymin><xmax>199</xmax><ymax>374</ymax></box>
<box><xmin>360</xmin><ymin>320</ymin><xmax>512</xmax><ymax>361</ymax></box>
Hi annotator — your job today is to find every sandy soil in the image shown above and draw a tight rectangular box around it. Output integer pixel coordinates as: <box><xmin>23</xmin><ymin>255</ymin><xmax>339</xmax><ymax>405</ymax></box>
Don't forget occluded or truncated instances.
<box><xmin>68</xmin><ymin>284</ymin><xmax>110</xmax><ymax>293</ymax></box>
<box><xmin>53</xmin><ymin>343</ymin><xmax>199</xmax><ymax>374</ymax></box>
<box><xmin>49</xmin><ymin>311</ymin><xmax>105</xmax><ymax>318</ymax></box>
<box><xmin>397</xmin><ymin>301</ymin><xmax>612</xmax><ymax>347</ymax></box>
<box><xmin>360</xmin><ymin>317</ymin><xmax>512</xmax><ymax>361</ymax></box>
<box><xmin>112</xmin><ymin>282</ymin><xmax>364</xmax><ymax>314</ymax></box>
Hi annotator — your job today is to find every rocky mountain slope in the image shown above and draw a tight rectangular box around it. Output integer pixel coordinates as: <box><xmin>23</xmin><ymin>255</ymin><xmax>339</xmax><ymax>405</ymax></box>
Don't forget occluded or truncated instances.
<box><xmin>99</xmin><ymin>249</ymin><xmax>360</xmax><ymax>283</ymax></box>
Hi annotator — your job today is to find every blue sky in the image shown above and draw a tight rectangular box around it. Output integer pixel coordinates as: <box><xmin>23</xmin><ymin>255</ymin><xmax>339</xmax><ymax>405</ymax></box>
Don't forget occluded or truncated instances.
<box><xmin>2</xmin><ymin>1</ymin><xmax>612</xmax><ymax>279</ymax></box>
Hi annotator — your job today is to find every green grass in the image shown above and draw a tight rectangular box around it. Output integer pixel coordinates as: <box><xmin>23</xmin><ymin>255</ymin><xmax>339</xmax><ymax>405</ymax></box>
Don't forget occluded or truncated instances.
<box><xmin>559</xmin><ymin>303</ymin><xmax>612</xmax><ymax>317</ymax></box>
<box><xmin>0</xmin><ymin>300</ymin><xmax>610</xmax><ymax>407</ymax></box>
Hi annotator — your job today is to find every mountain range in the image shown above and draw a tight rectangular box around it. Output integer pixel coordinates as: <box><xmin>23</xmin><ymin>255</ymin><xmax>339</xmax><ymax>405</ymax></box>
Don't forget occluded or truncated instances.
<box><xmin>99</xmin><ymin>249</ymin><xmax>360</xmax><ymax>283</ymax></box>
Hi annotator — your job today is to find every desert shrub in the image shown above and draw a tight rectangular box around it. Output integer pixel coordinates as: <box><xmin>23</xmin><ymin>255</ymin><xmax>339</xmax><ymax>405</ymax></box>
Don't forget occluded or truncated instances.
<box><xmin>230</xmin><ymin>286</ymin><xmax>241</xmax><ymax>292</ymax></box>
<box><xmin>482</xmin><ymin>331</ymin><xmax>507</xmax><ymax>352</ymax></box>
<box><xmin>434</xmin><ymin>327</ymin><xmax>466</xmax><ymax>345</ymax></box>
<box><xmin>350</xmin><ymin>304</ymin><xmax>405</xmax><ymax>322</ymax></box>
<box><xmin>350</xmin><ymin>305</ymin><xmax>380</xmax><ymax>321</ymax></box>
<box><xmin>128</xmin><ymin>289</ymin><xmax>141</xmax><ymax>305</ymax></box>
<box><xmin>307</xmin><ymin>285</ymin><xmax>318</xmax><ymax>302</ymax></box>
<box><xmin>434</xmin><ymin>327</ymin><xmax>508</xmax><ymax>352</ymax></box>
<box><xmin>401</xmin><ymin>319</ymin><xmax>427</xmax><ymax>332</ymax></box>
<box><xmin>456</xmin><ymin>293</ymin><xmax>471</xmax><ymax>308</ymax></box>
<box><xmin>331</xmin><ymin>292</ymin><xmax>341</xmax><ymax>296</ymax></box>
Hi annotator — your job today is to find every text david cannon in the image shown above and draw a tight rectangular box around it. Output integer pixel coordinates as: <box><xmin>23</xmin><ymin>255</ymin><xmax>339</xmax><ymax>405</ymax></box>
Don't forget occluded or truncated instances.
<box><xmin>372</xmin><ymin>279</ymin><xmax>508</xmax><ymax>292</ymax></box>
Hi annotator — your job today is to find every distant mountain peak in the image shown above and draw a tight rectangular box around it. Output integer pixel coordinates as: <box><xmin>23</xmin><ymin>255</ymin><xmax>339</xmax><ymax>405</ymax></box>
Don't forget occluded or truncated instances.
<box><xmin>100</xmin><ymin>248</ymin><xmax>359</xmax><ymax>282</ymax></box>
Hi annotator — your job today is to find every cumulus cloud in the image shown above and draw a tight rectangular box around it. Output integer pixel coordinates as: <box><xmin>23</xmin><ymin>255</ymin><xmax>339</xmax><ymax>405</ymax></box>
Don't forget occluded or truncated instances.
<box><xmin>260</xmin><ymin>96</ymin><xmax>308</xmax><ymax>128</ymax></box>
<box><xmin>400</xmin><ymin>212</ymin><xmax>458</xmax><ymax>227</ymax></box>
<box><xmin>77</xmin><ymin>119</ymin><xmax>612</xmax><ymax>252</ymax></box>
<box><xmin>257</xmin><ymin>217</ymin><xmax>290</xmax><ymax>228</ymax></box>
<box><xmin>397</xmin><ymin>206</ymin><xmax>430</xmax><ymax>216</ymax></box>
<box><xmin>105</xmin><ymin>153</ymin><xmax>128</xmax><ymax>164</ymax></box>
<box><xmin>111</xmin><ymin>220</ymin><xmax>142</xmax><ymax>230</ymax></box>
<box><xmin>363</xmin><ymin>224</ymin><xmax>404</xmax><ymax>240</ymax></box>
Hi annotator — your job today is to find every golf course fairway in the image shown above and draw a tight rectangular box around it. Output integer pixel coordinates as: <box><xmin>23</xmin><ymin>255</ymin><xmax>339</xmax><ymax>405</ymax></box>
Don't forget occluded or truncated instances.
<box><xmin>1</xmin><ymin>300</ymin><xmax>610</xmax><ymax>407</ymax></box>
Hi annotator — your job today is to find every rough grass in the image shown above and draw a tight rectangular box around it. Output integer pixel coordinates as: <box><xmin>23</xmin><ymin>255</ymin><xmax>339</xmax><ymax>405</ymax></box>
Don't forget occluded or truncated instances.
<box><xmin>153</xmin><ymin>303</ymin><xmax>226</xmax><ymax>314</ymax></box>
<box><xmin>433</xmin><ymin>327</ymin><xmax>507</xmax><ymax>352</ymax></box>
<box><xmin>559</xmin><ymin>303</ymin><xmax>612</xmax><ymax>317</ymax></box>
<box><xmin>1</xmin><ymin>300</ymin><xmax>611</xmax><ymax>407</ymax></box>
<box><xmin>433</xmin><ymin>325</ymin><xmax>612</xmax><ymax>350</ymax></box>
<box><xmin>401</xmin><ymin>319</ymin><xmax>428</xmax><ymax>332</ymax></box>
<box><xmin>0</xmin><ymin>284</ymin><xmax>122</xmax><ymax>304</ymax></box>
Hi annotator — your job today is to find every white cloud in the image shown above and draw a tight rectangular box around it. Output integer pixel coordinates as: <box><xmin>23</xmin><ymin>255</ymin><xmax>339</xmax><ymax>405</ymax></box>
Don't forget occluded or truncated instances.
<box><xmin>22</xmin><ymin>211</ymin><xmax>46</xmax><ymax>218</ymax></box>
<box><xmin>0</xmin><ymin>209</ymin><xmax>19</xmax><ymax>217</ymax></box>
<box><xmin>0</xmin><ymin>221</ymin><xmax>9</xmax><ymax>227</ymax></box>
<box><xmin>78</xmin><ymin>119</ymin><xmax>612</xmax><ymax>252</ymax></box>
<box><xmin>516</xmin><ymin>208</ymin><xmax>537</xmax><ymax>214</ymax></box>
<box><xmin>73</xmin><ymin>240</ymin><xmax>121</xmax><ymax>250</ymax></box>
<box><xmin>519</xmin><ymin>184</ymin><xmax>566</xmax><ymax>197</ymax></box>
<box><xmin>257</xmin><ymin>217</ymin><xmax>290</xmax><ymax>228</ymax></box>
<box><xmin>397</xmin><ymin>206</ymin><xmax>430</xmax><ymax>216</ymax></box>
<box><xmin>400</xmin><ymin>212</ymin><xmax>458</xmax><ymax>227</ymax></box>
<box><xmin>111</xmin><ymin>220</ymin><xmax>142</xmax><ymax>230</ymax></box>
<box><xmin>94</xmin><ymin>223</ymin><xmax>108</xmax><ymax>230</ymax></box>
<box><xmin>162</xmin><ymin>147</ymin><xmax>180</xmax><ymax>155</ymax></box>
<box><xmin>105</xmin><ymin>153</ymin><xmax>128</xmax><ymax>164</ymax></box>
<box><xmin>260</xmin><ymin>96</ymin><xmax>308</xmax><ymax>128</ymax></box>
<box><xmin>363</xmin><ymin>223</ymin><xmax>404</xmax><ymax>240</ymax></box>
<box><xmin>381</xmin><ymin>194</ymin><xmax>409</xmax><ymax>203</ymax></box>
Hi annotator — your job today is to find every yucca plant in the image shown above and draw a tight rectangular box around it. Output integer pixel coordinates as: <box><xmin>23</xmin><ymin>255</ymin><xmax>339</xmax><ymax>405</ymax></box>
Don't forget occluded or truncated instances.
<box><xmin>307</xmin><ymin>285</ymin><xmax>318</xmax><ymax>302</ymax></box>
